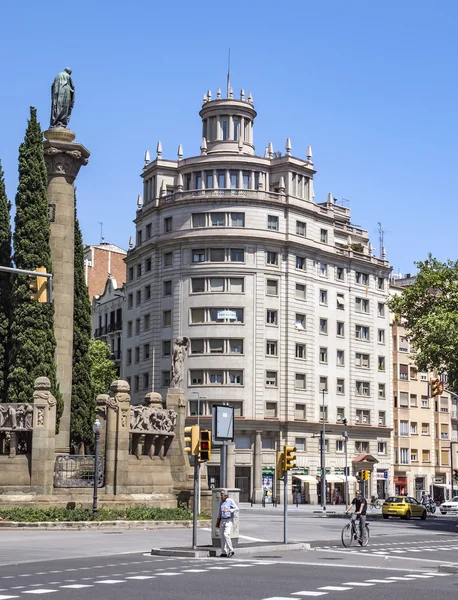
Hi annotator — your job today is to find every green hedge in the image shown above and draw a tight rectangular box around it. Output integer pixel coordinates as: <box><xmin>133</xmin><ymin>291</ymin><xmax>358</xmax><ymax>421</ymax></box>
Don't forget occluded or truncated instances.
<box><xmin>0</xmin><ymin>505</ymin><xmax>195</xmax><ymax>522</ymax></box>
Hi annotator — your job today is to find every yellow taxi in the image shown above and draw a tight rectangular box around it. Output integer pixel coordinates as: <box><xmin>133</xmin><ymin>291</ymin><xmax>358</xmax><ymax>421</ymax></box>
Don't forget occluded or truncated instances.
<box><xmin>382</xmin><ymin>496</ymin><xmax>427</xmax><ymax>520</ymax></box>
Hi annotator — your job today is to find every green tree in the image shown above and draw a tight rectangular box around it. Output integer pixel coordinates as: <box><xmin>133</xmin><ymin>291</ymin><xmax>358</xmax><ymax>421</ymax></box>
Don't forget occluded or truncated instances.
<box><xmin>8</xmin><ymin>107</ymin><xmax>63</xmax><ymax>425</ymax></box>
<box><xmin>70</xmin><ymin>204</ymin><xmax>94</xmax><ymax>452</ymax></box>
<box><xmin>389</xmin><ymin>255</ymin><xmax>458</xmax><ymax>392</ymax></box>
<box><xmin>0</xmin><ymin>160</ymin><xmax>13</xmax><ymax>402</ymax></box>
<box><xmin>89</xmin><ymin>338</ymin><xmax>117</xmax><ymax>398</ymax></box>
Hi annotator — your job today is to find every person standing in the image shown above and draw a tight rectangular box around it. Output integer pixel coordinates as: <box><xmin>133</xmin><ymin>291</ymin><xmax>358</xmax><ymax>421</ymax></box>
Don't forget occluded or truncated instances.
<box><xmin>345</xmin><ymin>489</ymin><xmax>367</xmax><ymax>545</ymax></box>
<box><xmin>215</xmin><ymin>489</ymin><xmax>238</xmax><ymax>557</ymax></box>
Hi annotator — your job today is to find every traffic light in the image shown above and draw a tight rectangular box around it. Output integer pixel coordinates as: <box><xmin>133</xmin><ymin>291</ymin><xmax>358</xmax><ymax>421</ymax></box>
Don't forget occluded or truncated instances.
<box><xmin>184</xmin><ymin>425</ymin><xmax>200</xmax><ymax>456</ymax></box>
<box><xmin>29</xmin><ymin>266</ymin><xmax>48</xmax><ymax>303</ymax></box>
<box><xmin>284</xmin><ymin>445</ymin><xmax>297</xmax><ymax>471</ymax></box>
<box><xmin>430</xmin><ymin>377</ymin><xmax>444</xmax><ymax>397</ymax></box>
<box><xmin>199</xmin><ymin>429</ymin><xmax>211</xmax><ymax>462</ymax></box>
<box><xmin>362</xmin><ymin>470</ymin><xmax>370</xmax><ymax>481</ymax></box>
<box><xmin>454</xmin><ymin>470</ymin><xmax>458</xmax><ymax>484</ymax></box>
<box><xmin>277</xmin><ymin>451</ymin><xmax>285</xmax><ymax>480</ymax></box>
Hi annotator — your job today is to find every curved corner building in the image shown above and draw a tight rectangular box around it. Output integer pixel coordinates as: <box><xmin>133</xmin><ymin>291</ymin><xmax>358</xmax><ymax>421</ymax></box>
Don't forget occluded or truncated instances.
<box><xmin>124</xmin><ymin>87</ymin><xmax>393</xmax><ymax>504</ymax></box>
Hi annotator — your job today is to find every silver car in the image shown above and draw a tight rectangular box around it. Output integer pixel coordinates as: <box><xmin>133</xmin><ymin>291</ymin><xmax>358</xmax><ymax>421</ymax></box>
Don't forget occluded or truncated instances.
<box><xmin>440</xmin><ymin>497</ymin><xmax>458</xmax><ymax>514</ymax></box>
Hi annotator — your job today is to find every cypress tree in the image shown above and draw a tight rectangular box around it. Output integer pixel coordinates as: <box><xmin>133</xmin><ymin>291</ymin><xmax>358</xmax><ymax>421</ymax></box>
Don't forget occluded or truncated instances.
<box><xmin>70</xmin><ymin>203</ymin><xmax>94</xmax><ymax>452</ymax></box>
<box><xmin>8</xmin><ymin>107</ymin><xmax>63</xmax><ymax>426</ymax></box>
<box><xmin>0</xmin><ymin>160</ymin><xmax>13</xmax><ymax>402</ymax></box>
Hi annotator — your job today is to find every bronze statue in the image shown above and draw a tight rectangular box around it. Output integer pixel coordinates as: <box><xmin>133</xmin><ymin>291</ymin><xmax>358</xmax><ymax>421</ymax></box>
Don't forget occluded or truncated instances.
<box><xmin>50</xmin><ymin>68</ymin><xmax>75</xmax><ymax>128</ymax></box>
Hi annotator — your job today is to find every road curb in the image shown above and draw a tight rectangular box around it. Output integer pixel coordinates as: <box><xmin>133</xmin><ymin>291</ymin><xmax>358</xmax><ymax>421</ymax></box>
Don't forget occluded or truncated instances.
<box><xmin>438</xmin><ymin>564</ymin><xmax>458</xmax><ymax>574</ymax></box>
<box><xmin>150</xmin><ymin>542</ymin><xmax>310</xmax><ymax>557</ymax></box>
<box><xmin>0</xmin><ymin>519</ymin><xmax>211</xmax><ymax>530</ymax></box>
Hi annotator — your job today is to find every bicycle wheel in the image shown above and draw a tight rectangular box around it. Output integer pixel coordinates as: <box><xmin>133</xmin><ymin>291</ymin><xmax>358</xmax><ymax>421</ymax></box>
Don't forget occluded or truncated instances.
<box><xmin>341</xmin><ymin>523</ymin><xmax>352</xmax><ymax>547</ymax></box>
<box><xmin>361</xmin><ymin>525</ymin><xmax>370</xmax><ymax>547</ymax></box>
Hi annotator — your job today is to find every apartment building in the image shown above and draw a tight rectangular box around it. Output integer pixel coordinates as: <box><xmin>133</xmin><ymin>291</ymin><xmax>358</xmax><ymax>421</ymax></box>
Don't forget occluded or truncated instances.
<box><xmin>84</xmin><ymin>242</ymin><xmax>127</xmax><ymax>300</ymax></box>
<box><xmin>123</xmin><ymin>86</ymin><xmax>393</xmax><ymax>503</ymax></box>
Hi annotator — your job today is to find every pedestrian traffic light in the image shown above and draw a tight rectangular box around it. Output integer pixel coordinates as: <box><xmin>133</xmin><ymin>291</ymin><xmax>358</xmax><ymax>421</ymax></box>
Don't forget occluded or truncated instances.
<box><xmin>454</xmin><ymin>470</ymin><xmax>458</xmax><ymax>484</ymax></box>
<box><xmin>184</xmin><ymin>425</ymin><xmax>200</xmax><ymax>456</ymax></box>
<box><xmin>430</xmin><ymin>377</ymin><xmax>444</xmax><ymax>397</ymax></box>
<box><xmin>277</xmin><ymin>451</ymin><xmax>285</xmax><ymax>480</ymax></box>
<box><xmin>199</xmin><ymin>429</ymin><xmax>211</xmax><ymax>462</ymax></box>
<box><xmin>29</xmin><ymin>266</ymin><xmax>48</xmax><ymax>303</ymax></box>
<box><xmin>283</xmin><ymin>445</ymin><xmax>297</xmax><ymax>471</ymax></box>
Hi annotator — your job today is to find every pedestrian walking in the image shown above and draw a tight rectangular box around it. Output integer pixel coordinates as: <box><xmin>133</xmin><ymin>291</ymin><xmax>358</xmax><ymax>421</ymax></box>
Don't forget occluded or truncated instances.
<box><xmin>215</xmin><ymin>489</ymin><xmax>238</xmax><ymax>558</ymax></box>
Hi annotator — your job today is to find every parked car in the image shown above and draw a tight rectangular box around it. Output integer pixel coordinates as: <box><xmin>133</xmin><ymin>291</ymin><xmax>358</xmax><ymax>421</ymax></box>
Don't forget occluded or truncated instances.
<box><xmin>382</xmin><ymin>496</ymin><xmax>427</xmax><ymax>520</ymax></box>
<box><xmin>440</xmin><ymin>497</ymin><xmax>458</xmax><ymax>514</ymax></box>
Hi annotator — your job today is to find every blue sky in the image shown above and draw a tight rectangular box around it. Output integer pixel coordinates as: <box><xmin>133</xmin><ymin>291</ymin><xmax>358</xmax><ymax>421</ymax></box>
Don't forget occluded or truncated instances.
<box><xmin>1</xmin><ymin>1</ymin><xmax>457</xmax><ymax>275</ymax></box>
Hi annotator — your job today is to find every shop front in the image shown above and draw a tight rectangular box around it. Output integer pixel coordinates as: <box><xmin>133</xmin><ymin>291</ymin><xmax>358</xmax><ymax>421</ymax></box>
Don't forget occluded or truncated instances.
<box><xmin>394</xmin><ymin>475</ymin><xmax>408</xmax><ymax>496</ymax></box>
<box><xmin>261</xmin><ymin>469</ymin><xmax>275</xmax><ymax>503</ymax></box>
<box><xmin>292</xmin><ymin>469</ymin><xmax>316</xmax><ymax>504</ymax></box>
<box><xmin>376</xmin><ymin>470</ymin><xmax>388</xmax><ymax>499</ymax></box>
<box><xmin>432</xmin><ymin>476</ymin><xmax>448</xmax><ymax>503</ymax></box>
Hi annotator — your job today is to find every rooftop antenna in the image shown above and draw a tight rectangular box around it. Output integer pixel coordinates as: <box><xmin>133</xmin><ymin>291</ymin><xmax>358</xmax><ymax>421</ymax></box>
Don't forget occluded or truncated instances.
<box><xmin>377</xmin><ymin>221</ymin><xmax>391</xmax><ymax>257</ymax></box>
<box><xmin>227</xmin><ymin>48</ymin><xmax>231</xmax><ymax>98</ymax></box>
<box><xmin>97</xmin><ymin>221</ymin><xmax>104</xmax><ymax>243</ymax></box>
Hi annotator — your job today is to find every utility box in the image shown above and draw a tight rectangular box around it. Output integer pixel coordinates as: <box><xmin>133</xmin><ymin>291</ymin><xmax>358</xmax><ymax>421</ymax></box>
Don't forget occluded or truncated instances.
<box><xmin>211</xmin><ymin>487</ymin><xmax>240</xmax><ymax>548</ymax></box>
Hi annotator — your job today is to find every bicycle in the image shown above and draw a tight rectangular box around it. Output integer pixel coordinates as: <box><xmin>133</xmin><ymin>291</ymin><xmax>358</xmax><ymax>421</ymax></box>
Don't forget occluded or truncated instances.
<box><xmin>368</xmin><ymin>497</ymin><xmax>382</xmax><ymax>511</ymax></box>
<box><xmin>341</xmin><ymin>514</ymin><xmax>370</xmax><ymax>547</ymax></box>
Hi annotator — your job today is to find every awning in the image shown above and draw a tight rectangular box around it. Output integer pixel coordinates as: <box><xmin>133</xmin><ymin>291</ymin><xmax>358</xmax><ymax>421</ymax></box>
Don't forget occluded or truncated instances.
<box><xmin>432</xmin><ymin>483</ymin><xmax>447</xmax><ymax>488</ymax></box>
<box><xmin>352</xmin><ymin>453</ymin><xmax>379</xmax><ymax>464</ymax></box>
<box><xmin>292</xmin><ymin>475</ymin><xmax>316</xmax><ymax>484</ymax></box>
<box><xmin>317</xmin><ymin>474</ymin><xmax>343</xmax><ymax>483</ymax></box>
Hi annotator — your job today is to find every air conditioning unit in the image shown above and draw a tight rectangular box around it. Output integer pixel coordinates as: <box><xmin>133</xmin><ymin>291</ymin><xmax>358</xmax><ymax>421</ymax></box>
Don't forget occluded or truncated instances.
<box><xmin>356</xmin><ymin>416</ymin><xmax>360</xmax><ymax>423</ymax></box>
<box><xmin>379</xmin><ymin>418</ymin><xmax>384</xmax><ymax>425</ymax></box>
<box><xmin>337</xmin><ymin>415</ymin><xmax>342</xmax><ymax>422</ymax></box>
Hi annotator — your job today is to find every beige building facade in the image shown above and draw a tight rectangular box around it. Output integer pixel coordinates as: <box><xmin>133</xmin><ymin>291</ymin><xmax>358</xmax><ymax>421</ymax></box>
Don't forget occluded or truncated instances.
<box><xmin>123</xmin><ymin>87</ymin><xmax>393</xmax><ymax>503</ymax></box>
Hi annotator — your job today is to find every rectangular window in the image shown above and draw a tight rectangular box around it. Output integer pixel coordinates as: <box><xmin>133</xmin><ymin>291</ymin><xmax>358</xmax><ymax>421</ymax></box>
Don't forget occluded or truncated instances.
<box><xmin>266</xmin><ymin>251</ymin><xmax>278</xmax><ymax>265</ymax></box>
<box><xmin>265</xmin><ymin>371</ymin><xmax>278</xmax><ymax>387</ymax></box>
<box><xmin>356</xmin><ymin>272</ymin><xmax>369</xmax><ymax>285</ymax></box>
<box><xmin>400</xmin><ymin>420</ymin><xmax>409</xmax><ymax>436</ymax></box>
<box><xmin>337</xmin><ymin>321</ymin><xmax>345</xmax><ymax>337</ymax></box>
<box><xmin>296</xmin><ymin>283</ymin><xmax>306</xmax><ymax>300</ymax></box>
<box><xmin>296</xmin><ymin>256</ymin><xmax>306</xmax><ymax>270</ymax></box>
<box><xmin>295</xmin><ymin>313</ymin><xmax>306</xmax><ymax>330</ymax></box>
<box><xmin>191</xmin><ymin>339</ymin><xmax>204</xmax><ymax>354</ymax></box>
<box><xmin>127</xmin><ymin>321</ymin><xmax>132</xmax><ymax>337</ymax></box>
<box><xmin>254</xmin><ymin>172</ymin><xmax>260</xmax><ymax>190</ymax></box>
<box><xmin>355</xmin><ymin>325</ymin><xmax>370</xmax><ymax>340</ymax></box>
<box><xmin>266</xmin><ymin>279</ymin><xmax>278</xmax><ymax>296</ymax></box>
<box><xmin>230</xmin><ymin>171</ymin><xmax>238</xmax><ymax>189</ymax></box>
<box><xmin>319</xmin><ymin>318</ymin><xmax>328</xmax><ymax>334</ymax></box>
<box><xmin>163</xmin><ymin>252</ymin><xmax>173</xmax><ymax>267</ymax></box>
<box><xmin>136</xmin><ymin>290</ymin><xmax>141</xmax><ymax>305</ymax></box>
<box><xmin>378</xmin><ymin>302</ymin><xmax>385</xmax><ymax>317</ymax></box>
<box><xmin>144</xmin><ymin>314</ymin><xmax>150</xmax><ymax>330</ymax></box>
<box><xmin>190</xmin><ymin>370</ymin><xmax>203</xmax><ymax>385</ymax></box>
<box><xmin>421</xmin><ymin>396</ymin><xmax>429</xmax><ymax>408</ymax></box>
<box><xmin>336</xmin><ymin>293</ymin><xmax>345</xmax><ymax>309</ymax></box>
<box><xmin>377</xmin><ymin>277</ymin><xmax>385</xmax><ymax>290</ymax></box>
<box><xmin>296</xmin><ymin>221</ymin><xmax>306</xmax><ymax>236</ymax></box>
<box><xmin>267</xmin><ymin>310</ymin><xmax>278</xmax><ymax>325</ymax></box>
<box><xmin>411</xmin><ymin>449</ymin><xmax>418</xmax><ymax>462</ymax></box>
<box><xmin>378</xmin><ymin>329</ymin><xmax>385</xmax><ymax>344</ymax></box>
<box><xmin>422</xmin><ymin>423</ymin><xmax>430</xmax><ymax>435</ymax></box>
<box><xmin>145</xmin><ymin>258</ymin><xmax>152</xmax><ymax>272</ymax></box>
<box><xmin>355</xmin><ymin>441</ymin><xmax>370</xmax><ymax>453</ymax></box>
<box><xmin>336</xmin><ymin>267</ymin><xmax>345</xmax><ymax>281</ymax></box>
<box><xmin>378</xmin><ymin>442</ymin><xmax>387</xmax><ymax>455</ymax></box>
<box><xmin>337</xmin><ymin>379</ymin><xmax>345</xmax><ymax>394</ymax></box>
<box><xmin>356</xmin><ymin>409</ymin><xmax>370</xmax><ymax>424</ymax></box>
<box><xmin>295</xmin><ymin>404</ymin><xmax>306</xmax><ymax>420</ymax></box>
<box><xmin>411</xmin><ymin>422</ymin><xmax>418</xmax><ymax>435</ymax></box>
<box><xmin>192</xmin><ymin>213</ymin><xmax>206</xmax><ymax>228</ymax></box>
<box><xmin>143</xmin><ymin>372</ymin><xmax>150</xmax><ymax>390</ymax></box>
<box><xmin>195</xmin><ymin>172</ymin><xmax>202</xmax><ymax>190</ymax></box>
<box><xmin>320</xmin><ymin>289</ymin><xmax>328</xmax><ymax>305</ymax></box>
<box><xmin>209</xmin><ymin>339</ymin><xmax>224</xmax><ymax>354</ymax></box>
<box><xmin>336</xmin><ymin>439</ymin><xmax>344</xmax><ymax>453</ymax></box>
<box><xmin>400</xmin><ymin>448</ymin><xmax>409</xmax><ymax>464</ymax></box>
<box><xmin>356</xmin><ymin>297</ymin><xmax>369</xmax><ymax>313</ymax></box>
<box><xmin>192</xmin><ymin>249</ymin><xmax>205</xmax><ymax>263</ymax></box>
<box><xmin>162</xmin><ymin>310</ymin><xmax>171</xmax><ymax>327</ymax></box>
<box><xmin>320</xmin><ymin>263</ymin><xmax>328</xmax><ymax>277</ymax></box>
<box><xmin>210</xmin><ymin>213</ymin><xmax>225</xmax><ymax>227</ymax></box>
<box><xmin>127</xmin><ymin>348</ymin><xmax>132</xmax><ymax>365</ymax></box>
<box><xmin>242</xmin><ymin>171</ymin><xmax>249</xmax><ymax>189</ymax></box>
<box><xmin>190</xmin><ymin>308</ymin><xmax>205</xmax><ymax>323</ymax></box>
<box><xmin>378</xmin><ymin>383</ymin><xmax>386</xmax><ymax>398</ymax></box>
<box><xmin>422</xmin><ymin>450</ymin><xmax>430</xmax><ymax>463</ymax></box>
<box><xmin>210</xmin><ymin>248</ymin><xmax>225</xmax><ymax>262</ymax></box>
<box><xmin>296</xmin><ymin>343</ymin><xmax>306</xmax><ymax>359</ymax></box>
<box><xmin>410</xmin><ymin>394</ymin><xmax>418</xmax><ymax>407</ymax></box>
<box><xmin>217</xmin><ymin>170</ymin><xmax>225</xmax><ymax>188</ymax></box>
<box><xmin>134</xmin><ymin>375</ymin><xmax>139</xmax><ymax>392</ymax></box>
<box><xmin>209</xmin><ymin>371</ymin><xmax>224</xmax><ymax>385</ymax></box>
<box><xmin>209</xmin><ymin>277</ymin><xmax>224</xmax><ymax>292</ymax></box>
<box><xmin>356</xmin><ymin>381</ymin><xmax>370</xmax><ymax>396</ymax></box>
<box><xmin>228</xmin><ymin>277</ymin><xmax>244</xmax><ymax>292</ymax></box>
<box><xmin>135</xmin><ymin>318</ymin><xmax>140</xmax><ymax>335</ymax></box>
<box><xmin>320</xmin><ymin>405</ymin><xmax>328</xmax><ymax>422</ymax></box>
<box><xmin>355</xmin><ymin>353</ymin><xmax>370</xmax><ymax>368</ymax></box>
<box><xmin>205</xmin><ymin>171</ymin><xmax>213</xmax><ymax>189</ymax></box>
<box><xmin>295</xmin><ymin>437</ymin><xmax>306</xmax><ymax>452</ymax></box>
<box><xmin>319</xmin><ymin>376</ymin><xmax>328</xmax><ymax>391</ymax></box>
<box><xmin>319</xmin><ymin>347</ymin><xmax>328</xmax><ymax>363</ymax></box>
<box><xmin>191</xmin><ymin>278</ymin><xmax>205</xmax><ymax>293</ymax></box>
<box><xmin>127</xmin><ymin>293</ymin><xmax>133</xmax><ymax>309</ymax></box>
<box><xmin>265</xmin><ymin>402</ymin><xmax>278</xmax><ymax>418</ymax></box>
<box><xmin>400</xmin><ymin>391</ymin><xmax>409</xmax><ymax>407</ymax></box>
<box><xmin>164</xmin><ymin>217</ymin><xmax>172</xmax><ymax>232</ymax></box>
<box><xmin>229</xmin><ymin>339</ymin><xmax>243</xmax><ymax>354</ymax></box>
<box><xmin>337</xmin><ymin>407</ymin><xmax>345</xmax><ymax>421</ymax></box>
<box><xmin>379</xmin><ymin>411</ymin><xmax>386</xmax><ymax>426</ymax></box>
<box><xmin>295</xmin><ymin>373</ymin><xmax>306</xmax><ymax>389</ymax></box>
<box><xmin>163</xmin><ymin>280</ymin><xmax>172</xmax><ymax>296</ymax></box>
<box><xmin>128</xmin><ymin>267</ymin><xmax>134</xmax><ymax>282</ymax></box>
<box><xmin>320</xmin><ymin>229</ymin><xmax>328</xmax><ymax>243</ymax></box>
<box><xmin>221</xmin><ymin>119</ymin><xmax>228</xmax><ymax>140</ymax></box>
<box><xmin>230</xmin><ymin>248</ymin><xmax>244</xmax><ymax>262</ymax></box>
<box><xmin>378</xmin><ymin>356</ymin><xmax>385</xmax><ymax>371</ymax></box>
<box><xmin>162</xmin><ymin>342</ymin><xmax>171</xmax><ymax>358</ymax></box>
<box><xmin>231</xmin><ymin>212</ymin><xmax>245</xmax><ymax>227</ymax></box>
<box><xmin>336</xmin><ymin>350</ymin><xmax>345</xmax><ymax>366</ymax></box>
<box><xmin>229</xmin><ymin>370</ymin><xmax>243</xmax><ymax>385</ymax></box>
<box><xmin>267</xmin><ymin>215</ymin><xmax>279</xmax><ymax>231</ymax></box>
<box><xmin>266</xmin><ymin>340</ymin><xmax>277</xmax><ymax>356</ymax></box>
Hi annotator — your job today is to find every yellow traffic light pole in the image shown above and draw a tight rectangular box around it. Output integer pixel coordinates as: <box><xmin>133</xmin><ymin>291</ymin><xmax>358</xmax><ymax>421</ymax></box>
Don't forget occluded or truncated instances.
<box><xmin>0</xmin><ymin>265</ymin><xmax>53</xmax><ymax>303</ymax></box>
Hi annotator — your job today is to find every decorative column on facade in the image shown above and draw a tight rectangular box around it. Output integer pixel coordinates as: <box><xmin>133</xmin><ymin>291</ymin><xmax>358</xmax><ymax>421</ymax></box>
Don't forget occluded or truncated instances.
<box><xmin>30</xmin><ymin>377</ymin><xmax>57</xmax><ymax>494</ymax></box>
<box><xmin>253</xmin><ymin>430</ymin><xmax>263</xmax><ymax>503</ymax></box>
<box><xmin>43</xmin><ymin>127</ymin><xmax>90</xmax><ymax>453</ymax></box>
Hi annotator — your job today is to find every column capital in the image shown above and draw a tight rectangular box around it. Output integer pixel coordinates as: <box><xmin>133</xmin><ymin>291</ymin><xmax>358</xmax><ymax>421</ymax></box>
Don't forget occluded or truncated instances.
<box><xmin>43</xmin><ymin>129</ymin><xmax>90</xmax><ymax>181</ymax></box>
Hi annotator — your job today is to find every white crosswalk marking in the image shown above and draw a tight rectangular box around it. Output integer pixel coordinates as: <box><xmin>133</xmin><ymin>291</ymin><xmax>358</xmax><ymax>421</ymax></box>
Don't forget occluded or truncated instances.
<box><xmin>181</xmin><ymin>570</ymin><xmax>208</xmax><ymax>573</ymax></box>
<box><xmin>0</xmin><ymin>596</ymin><xmax>18</xmax><ymax>600</ymax></box>
<box><xmin>365</xmin><ymin>579</ymin><xmax>395</xmax><ymax>584</ymax></box>
<box><xmin>155</xmin><ymin>573</ymin><xmax>183</xmax><ymax>576</ymax></box>
<box><xmin>263</xmin><ymin>597</ymin><xmax>306</xmax><ymax>600</ymax></box>
<box><xmin>318</xmin><ymin>586</ymin><xmax>352</xmax><ymax>591</ymax></box>
<box><xmin>342</xmin><ymin>582</ymin><xmax>374</xmax><ymax>586</ymax></box>
<box><xmin>292</xmin><ymin>592</ymin><xmax>329</xmax><ymax>596</ymax></box>
<box><xmin>60</xmin><ymin>585</ymin><xmax>93</xmax><ymax>589</ymax></box>
<box><xmin>22</xmin><ymin>591</ymin><xmax>58</xmax><ymax>595</ymax></box>
<box><xmin>405</xmin><ymin>575</ymin><xmax>433</xmax><ymax>578</ymax></box>
<box><xmin>96</xmin><ymin>580</ymin><xmax>126</xmax><ymax>584</ymax></box>
<box><xmin>125</xmin><ymin>576</ymin><xmax>156</xmax><ymax>580</ymax></box>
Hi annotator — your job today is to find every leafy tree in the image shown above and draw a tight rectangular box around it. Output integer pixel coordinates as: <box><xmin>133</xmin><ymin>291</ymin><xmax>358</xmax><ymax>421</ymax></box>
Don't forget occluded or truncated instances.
<box><xmin>89</xmin><ymin>338</ymin><xmax>117</xmax><ymax>398</ymax></box>
<box><xmin>8</xmin><ymin>107</ymin><xmax>63</xmax><ymax>425</ymax></box>
<box><xmin>70</xmin><ymin>204</ymin><xmax>94</xmax><ymax>452</ymax></box>
<box><xmin>0</xmin><ymin>160</ymin><xmax>12</xmax><ymax>402</ymax></box>
<box><xmin>389</xmin><ymin>255</ymin><xmax>458</xmax><ymax>392</ymax></box>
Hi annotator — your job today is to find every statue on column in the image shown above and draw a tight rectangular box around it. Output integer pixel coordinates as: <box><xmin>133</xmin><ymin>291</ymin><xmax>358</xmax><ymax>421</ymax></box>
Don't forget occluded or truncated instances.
<box><xmin>50</xmin><ymin>68</ymin><xmax>75</xmax><ymax>128</ymax></box>
<box><xmin>171</xmin><ymin>337</ymin><xmax>189</xmax><ymax>388</ymax></box>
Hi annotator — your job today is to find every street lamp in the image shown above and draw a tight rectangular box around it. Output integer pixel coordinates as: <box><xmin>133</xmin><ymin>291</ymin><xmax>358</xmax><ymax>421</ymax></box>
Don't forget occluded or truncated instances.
<box><xmin>342</xmin><ymin>418</ymin><xmax>349</xmax><ymax>507</ymax></box>
<box><xmin>321</xmin><ymin>388</ymin><xmax>327</xmax><ymax>512</ymax></box>
<box><xmin>92</xmin><ymin>418</ymin><xmax>102</xmax><ymax>516</ymax></box>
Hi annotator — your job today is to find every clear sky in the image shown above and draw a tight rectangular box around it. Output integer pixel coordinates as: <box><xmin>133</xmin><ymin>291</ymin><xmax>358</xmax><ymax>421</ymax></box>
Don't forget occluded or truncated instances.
<box><xmin>1</xmin><ymin>1</ymin><xmax>457</xmax><ymax>275</ymax></box>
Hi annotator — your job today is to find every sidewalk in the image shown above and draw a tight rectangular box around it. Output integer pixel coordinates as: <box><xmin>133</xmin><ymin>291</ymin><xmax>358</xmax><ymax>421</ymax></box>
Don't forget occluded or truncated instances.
<box><xmin>239</xmin><ymin>502</ymin><xmax>349</xmax><ymax>514</ymax></box>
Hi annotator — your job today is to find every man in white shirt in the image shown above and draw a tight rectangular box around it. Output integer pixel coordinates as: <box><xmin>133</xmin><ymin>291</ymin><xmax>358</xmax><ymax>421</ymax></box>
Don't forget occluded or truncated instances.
<box><xmin>215</xmin><ymin>489</ymin><xmax>238</xmax><ymax>557</ymax></box>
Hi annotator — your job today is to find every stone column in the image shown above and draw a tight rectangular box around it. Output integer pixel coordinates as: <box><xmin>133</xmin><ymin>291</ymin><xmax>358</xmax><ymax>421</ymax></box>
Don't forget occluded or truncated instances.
<box><xmin>253</xmin><ymin>431</ymin><xmax>263</xmax><ymax>503</ymax></box>
<box><xmin>226</xmin><ymin>442</ymin><xmax>236</xmax><ymax>489</ymax></box>
<box><xmin>43</xmin><ymin>127</ymin><xmax>90</xmax><ymax>453</ymax></box>
<box><xmin>103</xmin><ymin>380</ymin><xmax>131</xmax><ymax>495</ymax></box>
<box><xmin>166</xmin><ymin>387</ymin><xmax>194</xmax><ymax>496</ymax></box>
<box><xmin>30</xmin><ymin>377</ymin><xmax>56</xmax><ymax>494</ymax></box>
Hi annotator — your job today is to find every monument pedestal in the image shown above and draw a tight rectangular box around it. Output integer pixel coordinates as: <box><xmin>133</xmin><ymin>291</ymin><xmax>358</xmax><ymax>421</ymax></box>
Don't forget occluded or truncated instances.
<box><xmin>43</xmin><ymin>127</ymin><xmax>90</xmax><ymax>452</ymax></box>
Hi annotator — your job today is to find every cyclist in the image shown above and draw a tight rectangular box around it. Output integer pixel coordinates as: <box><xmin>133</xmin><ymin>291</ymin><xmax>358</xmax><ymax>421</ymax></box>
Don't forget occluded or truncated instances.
<box><xmin>345</xmin><ymin>489</ymin><xmax>367</xmax><ymax>545</ymax></box>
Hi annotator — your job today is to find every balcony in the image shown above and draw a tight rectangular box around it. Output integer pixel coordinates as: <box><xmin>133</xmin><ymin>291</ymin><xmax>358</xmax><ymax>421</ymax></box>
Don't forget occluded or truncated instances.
<box><xmin>159</xmin><ymin>188</ymin><xmax>283</xmax><ymax>207</ymax></box>
<box><xmin>441</xmin><ymin>433</ymin><xmax>449</xmax><ymax>440</ymax></box>
<box><xmin>108</xmin><ymin>321</ymin><xmax>123</xmax><ymax>333</ymax></box>
<box><xmin>111</xmin><ymin>351</ymin><xmax>122</xmax><ymax>361</ymax></box>
<box><xmin>94</xmin><ymin>326</ymin><xmax>107</xmax><ymax>338</ymax></box>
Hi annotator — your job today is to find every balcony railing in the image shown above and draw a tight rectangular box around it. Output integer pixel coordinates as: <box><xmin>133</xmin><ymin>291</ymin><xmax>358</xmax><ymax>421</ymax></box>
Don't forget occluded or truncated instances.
<box><xmin>111</xmin><ymin>351</ymin><xmax>122</xmax><ymax>361</ymax></box>
<box><xmin>158</xmin><ymin>188</ymin><xmax>283</xmax><ymax>207</ymax></box>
